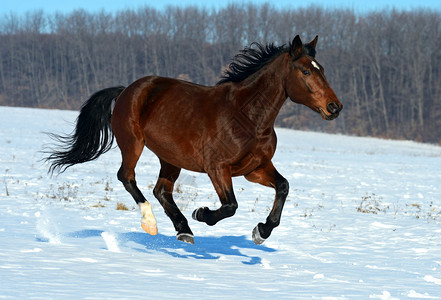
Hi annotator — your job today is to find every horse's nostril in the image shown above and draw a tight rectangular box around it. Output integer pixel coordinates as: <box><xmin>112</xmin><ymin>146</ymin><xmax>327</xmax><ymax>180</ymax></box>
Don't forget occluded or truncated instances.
<box><xmin>327</xmin><ymin>102</ymin><xmax>340</xmax><ymax>114</ymax></box>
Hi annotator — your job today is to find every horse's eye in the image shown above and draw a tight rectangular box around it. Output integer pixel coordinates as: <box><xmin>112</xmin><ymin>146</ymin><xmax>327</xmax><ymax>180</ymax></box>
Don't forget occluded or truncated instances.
<box><xmin>302</xmin><ymin>70</ymin><xmax>311</xmax><ymax>76</ymax></box>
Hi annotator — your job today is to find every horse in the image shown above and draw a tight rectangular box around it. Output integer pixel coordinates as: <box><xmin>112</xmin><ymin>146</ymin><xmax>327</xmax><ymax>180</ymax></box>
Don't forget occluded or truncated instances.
<box><xmin>46</xmin><ymin>35</ymin><xmax>342</xmax><ymax>245</ymax></box>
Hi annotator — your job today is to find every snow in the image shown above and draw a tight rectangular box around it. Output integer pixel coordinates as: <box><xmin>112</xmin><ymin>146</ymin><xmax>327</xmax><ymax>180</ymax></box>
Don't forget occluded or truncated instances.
<box><xmin>1</xmin><ymin>105</ymin><xmax>441</xmax><ymax>299</ymax></box>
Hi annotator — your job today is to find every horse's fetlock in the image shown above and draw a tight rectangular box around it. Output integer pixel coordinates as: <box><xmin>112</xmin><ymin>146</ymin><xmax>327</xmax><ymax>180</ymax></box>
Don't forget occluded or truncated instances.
<box><xmin>266</xmin><ymin>215</ymin><xmax>281</xmax><ymax>227</ymax></box>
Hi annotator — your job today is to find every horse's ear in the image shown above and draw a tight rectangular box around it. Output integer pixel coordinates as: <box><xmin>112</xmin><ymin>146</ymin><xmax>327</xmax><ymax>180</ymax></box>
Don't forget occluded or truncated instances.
<box><xmin>290</xmin><ymin>35</ymin><xmax>303</xmax><ymax>59</ymax></box>
<box><xmin>308</xmin><ymin>35</ymin><xmax>318</xmax><ymax>49</ymax></box>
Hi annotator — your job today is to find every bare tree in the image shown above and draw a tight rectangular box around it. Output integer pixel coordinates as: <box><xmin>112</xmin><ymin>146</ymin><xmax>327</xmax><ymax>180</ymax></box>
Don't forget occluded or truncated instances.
<box><xmin>0</xmin><ymin>5</ymin><xmax>440</xmax><ymax>143</ymax></box>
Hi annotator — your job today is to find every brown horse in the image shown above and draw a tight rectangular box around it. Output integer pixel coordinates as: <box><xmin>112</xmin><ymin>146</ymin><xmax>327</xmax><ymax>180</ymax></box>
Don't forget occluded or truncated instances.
<box><xmin>46</xmin><ymin>35</ymin><xmax>342</xmax><ymax>245</ymax></box>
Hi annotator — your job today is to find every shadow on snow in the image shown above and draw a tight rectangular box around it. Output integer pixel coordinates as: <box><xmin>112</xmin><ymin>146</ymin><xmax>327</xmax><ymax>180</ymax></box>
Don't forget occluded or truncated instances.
<box><xmin>61</xmin><ymin>229</ymin><xmax>276</xmax><ymax>265</ymax></box>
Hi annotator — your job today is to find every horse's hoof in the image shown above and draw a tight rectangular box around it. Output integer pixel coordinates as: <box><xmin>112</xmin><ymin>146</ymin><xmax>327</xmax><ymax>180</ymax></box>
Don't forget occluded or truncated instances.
<box><xmin>252</xmin><ymin>225</ymin><xmax>266</xmax><ymax>245</ymax></box>
<box><xmin>177</xmin><ymin>233</ymin><xmax>194</xmax><ymax>244</ymax></box>
<box><xmin>141</xmin><ymin>223</ymin><xmax>158</xmax><ymax>235</ymax></box>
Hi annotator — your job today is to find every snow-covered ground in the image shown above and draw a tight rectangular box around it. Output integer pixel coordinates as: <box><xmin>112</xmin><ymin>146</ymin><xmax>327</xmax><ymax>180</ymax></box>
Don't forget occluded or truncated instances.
<box><xmin>1</xmin><ymin>105</ymin><xmax>441</xmax><ymax>299</ymax></box>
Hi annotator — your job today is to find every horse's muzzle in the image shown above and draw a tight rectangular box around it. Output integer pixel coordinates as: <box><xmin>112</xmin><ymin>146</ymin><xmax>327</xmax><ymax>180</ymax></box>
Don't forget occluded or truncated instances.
<box><xmin>327</xmin><ymin>102</ymin><xmax>342</xmax><ymax>114</ymax></box>
<box><xmin>320</xmin><ymin>102</ymin><xmax>343</xmax><ymax>120</ymax></box>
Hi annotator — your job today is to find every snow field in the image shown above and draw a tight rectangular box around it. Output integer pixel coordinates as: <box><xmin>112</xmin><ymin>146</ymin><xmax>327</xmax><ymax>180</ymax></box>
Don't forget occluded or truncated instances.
<box><xmin>1</xmin><ymin>106</ymin><xmax>441</xmax><ymax>299</ymax></box>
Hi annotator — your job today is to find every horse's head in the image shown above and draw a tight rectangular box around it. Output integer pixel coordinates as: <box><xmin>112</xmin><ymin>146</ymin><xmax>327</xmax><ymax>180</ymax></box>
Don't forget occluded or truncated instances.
<box><xmin>285</xmin><ymin>35</ymin><xmax>342</xmax><ymax>120</ymax></box>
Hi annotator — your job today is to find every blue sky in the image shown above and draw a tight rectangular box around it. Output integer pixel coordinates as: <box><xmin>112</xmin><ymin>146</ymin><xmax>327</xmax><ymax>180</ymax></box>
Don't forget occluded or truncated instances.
<box><xmin>1</xmin><ymin>0</ymin><xmax>440</xmax><ymax>15</ymax></box>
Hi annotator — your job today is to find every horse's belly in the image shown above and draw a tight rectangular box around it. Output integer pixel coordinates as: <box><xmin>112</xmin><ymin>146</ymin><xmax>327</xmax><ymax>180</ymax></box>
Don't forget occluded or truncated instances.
<box><xmin>143</xmin><ymin>129</ymin><xmax>205</xmax><ymax>173</ymax></box>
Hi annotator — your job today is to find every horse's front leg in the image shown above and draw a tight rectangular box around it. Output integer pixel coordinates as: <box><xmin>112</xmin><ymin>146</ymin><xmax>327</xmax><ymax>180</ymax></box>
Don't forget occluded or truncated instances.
<box><xmin>245</xmin><ymin>161</ymin><xmax>289</xmax><ymax>244</ymax></box>
<box><xmin>192</xmin><ymin>167</ymin><xmax>238</xmax><ymax>226</ymax></box>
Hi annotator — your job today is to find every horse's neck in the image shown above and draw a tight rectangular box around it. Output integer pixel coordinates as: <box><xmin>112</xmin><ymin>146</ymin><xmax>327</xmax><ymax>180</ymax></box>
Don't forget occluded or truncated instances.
<box><xmin>233</xmin><ymin>55</ymin><xmax>288</xmax><ymax>126</ymax></box>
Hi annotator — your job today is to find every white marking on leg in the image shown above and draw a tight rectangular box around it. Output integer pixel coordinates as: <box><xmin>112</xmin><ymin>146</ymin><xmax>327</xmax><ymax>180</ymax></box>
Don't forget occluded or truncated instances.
<box><xmin>139</xmin><ymin>202</ymin><xmax>157</xmax><ymax>227</ymax></box>
<box><xmin>311</xmin><ymin>61</ymin><xmax>320</xmax><ymax>70</ymax></box>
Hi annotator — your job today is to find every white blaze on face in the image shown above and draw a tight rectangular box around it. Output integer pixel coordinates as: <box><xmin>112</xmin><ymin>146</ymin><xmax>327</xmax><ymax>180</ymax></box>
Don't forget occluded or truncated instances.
<box><xmin>311</xmin><ymin>61</ymin><xmax>320</xmax><ymax>70</ymax></box>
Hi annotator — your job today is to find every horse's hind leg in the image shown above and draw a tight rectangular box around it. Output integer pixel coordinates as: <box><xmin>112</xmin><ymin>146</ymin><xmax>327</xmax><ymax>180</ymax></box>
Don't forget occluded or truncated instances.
<box><xmin>153</xmin><ymin>160</ymin><xmax>194</xmax><ymax>244</ymax></box>
<box><xmin>114</xmin><ymin>128</ymin><xmax>158</xmax><ymax>235</ymax></box>
<box><xmin>245</xmin><ymin>162</ymin><xmax>289</xmax><ymax>244</ymax></box>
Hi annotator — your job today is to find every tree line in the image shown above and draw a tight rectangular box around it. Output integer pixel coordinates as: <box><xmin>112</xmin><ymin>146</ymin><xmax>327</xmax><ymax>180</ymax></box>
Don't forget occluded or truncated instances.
<box><xmin>1</xmin><ymin>4</ymin><xmax>440</xmax><ymax>143</ymax></box>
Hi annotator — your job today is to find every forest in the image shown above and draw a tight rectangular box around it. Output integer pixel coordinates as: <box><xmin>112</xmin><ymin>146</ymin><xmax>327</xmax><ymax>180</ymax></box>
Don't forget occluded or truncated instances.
<box><xmin>0</xmin><ymin>4</ymin><xmax>440</xmax><ymax>143</ymax></box>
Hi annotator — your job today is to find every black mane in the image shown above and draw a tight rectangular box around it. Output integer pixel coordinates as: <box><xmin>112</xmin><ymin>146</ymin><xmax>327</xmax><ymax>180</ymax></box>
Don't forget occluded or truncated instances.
<box><xmin>217</xmin><ymin>40</ymin><xmax>316</xmax><ymax>85</ymax></box>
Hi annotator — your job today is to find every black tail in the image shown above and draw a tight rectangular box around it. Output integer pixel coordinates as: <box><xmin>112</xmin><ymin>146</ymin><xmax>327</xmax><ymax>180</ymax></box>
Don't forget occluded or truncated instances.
<box><xmin>46</xmin><ymin>86</ymin><xmax>126</xmax><ymax>174</ymax></box>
